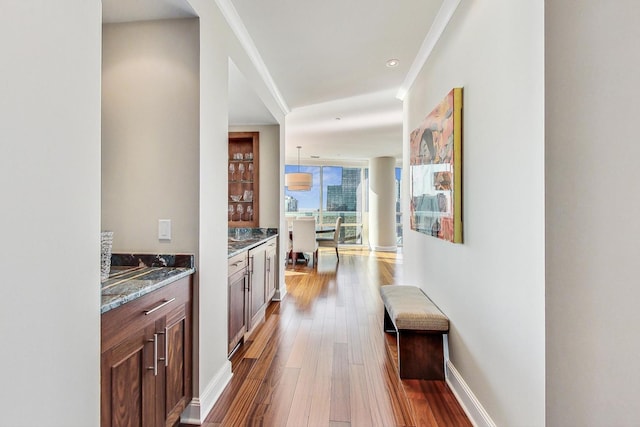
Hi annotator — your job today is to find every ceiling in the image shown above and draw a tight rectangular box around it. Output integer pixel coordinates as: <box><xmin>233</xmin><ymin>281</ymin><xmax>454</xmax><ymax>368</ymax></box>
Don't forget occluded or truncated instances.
<box><xmin>102</xmin><ymin>0</ymin><xmax>446</xmax><ymax>164</ymax></box>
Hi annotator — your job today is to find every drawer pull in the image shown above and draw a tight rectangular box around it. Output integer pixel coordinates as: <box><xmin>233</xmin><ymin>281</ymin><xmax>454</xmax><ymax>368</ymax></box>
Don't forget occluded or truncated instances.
<box><xmin>143</xmin><ymin>298</ymin><xmax>176</xmax><ymax>315</ymax></box>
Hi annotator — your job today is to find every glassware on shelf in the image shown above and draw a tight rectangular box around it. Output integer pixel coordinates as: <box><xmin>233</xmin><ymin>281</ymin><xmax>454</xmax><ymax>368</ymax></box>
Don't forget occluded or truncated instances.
<box><xmin>236</xmin><ymin>204</ymin><xmax>244</xmax><ymax>221</ymax></box>
<box><xmin>246</xmin><ymin>205</ymin><xmax>253</xmax><ymax>221</ymax></box>
<box><xmin>229</xmin><ymin>163</ymin><xmax>235</xmax><ymax>181</ymax></box>
<box><xmin>237</xmin><ymin>163</ymin><xmax>245</xmax><ymax>181</ymax></box>
<box><xmin>243</xmin><ymin>190</ymin><xmax>253</xmax><ymax>202</ymax></box>
<box><xmin>248</xmin><ymin>163</ymin><xmax>253</xmax><ymax>180</ymax></box>
<box><xmin>228</xmin><ymin>205</ymin><xmax>235</xmax><ymax>221</ymax></box>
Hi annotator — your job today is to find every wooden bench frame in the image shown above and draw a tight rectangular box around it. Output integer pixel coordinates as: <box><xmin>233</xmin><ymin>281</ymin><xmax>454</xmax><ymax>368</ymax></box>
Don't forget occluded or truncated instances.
<box><xmin>381</xmin><ymin>286</ymin><xmax>449</xmax><ymax>380</ymax></box>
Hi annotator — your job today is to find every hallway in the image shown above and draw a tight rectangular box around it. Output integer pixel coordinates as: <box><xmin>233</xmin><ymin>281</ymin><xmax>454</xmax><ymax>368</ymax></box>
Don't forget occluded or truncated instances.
<box><xmin>203</xmin><ymin>248</ymin><xmax>471</xmax><ymax>426</ymax></box>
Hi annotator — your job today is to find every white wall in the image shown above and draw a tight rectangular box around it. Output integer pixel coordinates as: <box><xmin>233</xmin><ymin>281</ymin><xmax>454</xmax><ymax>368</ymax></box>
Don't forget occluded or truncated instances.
<box><xmin>229</xmin><ymin>124</ymin><xmax>281</xmax><ymax>228</ymax></box>
<box><xmin>0</xmin><ymin>1</ymin><xmax>102</xmax><ymax>425</ymax></box>
<box><xmin>102</xmin><ymin>19</ymin><xmax>200</xmax><ymax>254</ymax></box>
<box><xmin>179</xmin><ymin>1</ymin><xmax>287</xmax><ymax>422</ymax></box>
<box><xmin>545</xmin><ymin>1</ymin><xmax>640</xmax><ymax>425</ymax></box>
<box><xmin>402</xmin><ymin>1</ymin><xmax>545</xmax><ymax>425</ymax></box>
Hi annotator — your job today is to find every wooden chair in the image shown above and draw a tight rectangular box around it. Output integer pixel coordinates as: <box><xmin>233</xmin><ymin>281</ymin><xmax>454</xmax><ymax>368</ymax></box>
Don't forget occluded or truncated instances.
<box><xmin>291</xmin><ymin>219</ymin><xmax>319</xmax><ymax>267</ymax></box>
<box><xmin>316</xmin><ymin>216</ymin><xmax>342</xmax><ymax>261</ymax></box>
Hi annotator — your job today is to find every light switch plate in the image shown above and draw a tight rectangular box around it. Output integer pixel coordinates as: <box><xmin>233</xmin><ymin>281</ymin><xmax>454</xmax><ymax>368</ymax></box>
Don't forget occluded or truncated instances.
<box><xmin>158</xmin><ymin>219</ymin><xmax>171</xmax><ymax>240</ymax></box>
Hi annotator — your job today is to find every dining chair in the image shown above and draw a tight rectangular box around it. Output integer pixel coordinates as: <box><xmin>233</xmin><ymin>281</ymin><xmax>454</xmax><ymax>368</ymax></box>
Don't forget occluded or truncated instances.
<box><xmin>291</xmin><ymin>219</ymin><xmax>319</xmax><ymax>267</ymax></box>
<box><xmin>317</xmin><ymin>216</ymin><xmax>342</xmax><ymax>261</ymax></box>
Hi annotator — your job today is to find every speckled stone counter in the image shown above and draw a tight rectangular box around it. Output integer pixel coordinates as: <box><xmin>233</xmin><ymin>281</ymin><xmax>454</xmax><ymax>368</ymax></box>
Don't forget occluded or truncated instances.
<box><xmin>228</xmin><ymin>228</ymin><xmax>278</xmax><ymax>258</ymax></box>
<box><xmin>101</xmin><ymin>254</ymin><xmax>195</xmax><ymax>314</ymax></box>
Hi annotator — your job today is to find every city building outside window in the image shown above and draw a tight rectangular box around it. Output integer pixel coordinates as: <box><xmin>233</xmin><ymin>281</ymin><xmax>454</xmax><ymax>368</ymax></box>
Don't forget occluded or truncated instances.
<box><xmin>285</xmin><ymin>164</ymin><xmax>403</xmax><ymax>246</ymax></box>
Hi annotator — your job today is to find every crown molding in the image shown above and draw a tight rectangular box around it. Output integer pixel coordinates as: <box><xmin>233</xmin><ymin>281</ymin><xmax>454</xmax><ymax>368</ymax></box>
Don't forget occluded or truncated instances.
<box><xmin>396</xmin><ymin>0</ymin><xmax>463</xmax><ymax>101</ymax></box>
<box><xmin>215</xmin><ymin>0</ymin><xmax>290</xmax><ymax>115</ymax></box>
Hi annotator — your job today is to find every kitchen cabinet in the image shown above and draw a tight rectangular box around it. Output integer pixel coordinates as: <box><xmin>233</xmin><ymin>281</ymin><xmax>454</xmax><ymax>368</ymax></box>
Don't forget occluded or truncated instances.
<box><xmin>227</xmin><ymin>236</ymin><xmax>278</xmax><ymax>355</ymax></box>
<box><xmin>228</xmin><ymin>251</ymin><xmax>248</xmax><ymax>355</ymax></box>
<box><xmin>101</xmin><ymin>276</ymin><xmax>192</xmax><ymax>427</ymax></box>
<box><xmin>228</xmin><ymin>132</ymin><xmax>259</xmax><ymax>227</ymax></box>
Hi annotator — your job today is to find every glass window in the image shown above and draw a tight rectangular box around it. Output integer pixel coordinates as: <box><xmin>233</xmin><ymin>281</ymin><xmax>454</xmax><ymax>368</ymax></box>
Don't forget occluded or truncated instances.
<box><xmin>322</xmin><ymin>166</ymin><xmax>362</xmax><ymax>244</ymax></box>
<box><xmin>284</xmin><ymin>165</ymin><xmax>321</xmax><ymax>222</ymax></box>
<box><xmin>285</xmin><ymin>164</ymin><xmax>364</xmax><ymax>245</ymax></box>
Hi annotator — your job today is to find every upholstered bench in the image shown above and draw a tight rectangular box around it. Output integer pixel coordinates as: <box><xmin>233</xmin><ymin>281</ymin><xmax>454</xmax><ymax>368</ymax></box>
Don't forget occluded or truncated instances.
<box><xmin>380</xmin><ymin>285</ymin><xmax>449</xmax><ymax>380</ymax></box>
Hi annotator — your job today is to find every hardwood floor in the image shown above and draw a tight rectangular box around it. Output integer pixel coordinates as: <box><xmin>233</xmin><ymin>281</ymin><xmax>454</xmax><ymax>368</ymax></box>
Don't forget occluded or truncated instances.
<box><xmin>200</xmin><ymin>248</ymin><xmax>471</xmax><ymax>426</ymax></box>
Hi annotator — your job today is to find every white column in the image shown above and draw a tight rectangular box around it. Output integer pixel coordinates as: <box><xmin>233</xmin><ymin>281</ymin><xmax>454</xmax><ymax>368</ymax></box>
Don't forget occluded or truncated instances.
<box><xmin>368</xmin><ymin>157</ymin><xmax>397</xmax><ymax>251</ymax></box>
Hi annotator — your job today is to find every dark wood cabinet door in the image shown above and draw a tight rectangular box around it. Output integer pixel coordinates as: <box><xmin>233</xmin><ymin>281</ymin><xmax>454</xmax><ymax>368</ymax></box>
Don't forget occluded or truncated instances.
<box><xmin>163</xmin><ymin>303</ymin><xmax>191</xmax><ymax>426</ymax></box>
<box><xmin>102</xmin><ymin>276</ymin><xmax>192</xmax><ymax>427</ymax></box>
<box><xmin>249</xmin><ymin>244</ymin><xmax>267</xmax><ymax>329</ymax></box>
<box><xmin>101</xmin><ymin>323</ymin><xmax>156</xmax><ymax>427</ymax></box>
<box><xmin>228</xmin><ymin>267</ymin><xmax>247</xmax><ymax>354</ymax></box>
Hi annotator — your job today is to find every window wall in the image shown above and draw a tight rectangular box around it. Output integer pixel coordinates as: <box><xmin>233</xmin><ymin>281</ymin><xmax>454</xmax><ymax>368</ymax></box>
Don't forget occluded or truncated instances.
<box><xmin>285</xmin><ymin>165</ymin><xmax>365</xmax><ymax>245</ymax></box>
<box><xmin>285</xmin><ymin>164</ymin><xmax>403</xmax><ymax>246</ymax></box>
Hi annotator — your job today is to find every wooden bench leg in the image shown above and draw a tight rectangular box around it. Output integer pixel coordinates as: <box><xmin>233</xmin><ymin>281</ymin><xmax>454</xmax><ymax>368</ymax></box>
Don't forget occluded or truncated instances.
<box><xmin>383</xmin><ymin>307</ymin><xmax>396</xmax><ymax>333</ymax></box>
<box><xmin>397</xmin><ymin>330</ymin><xmax>445</xmax><ymax>380</ymax></box>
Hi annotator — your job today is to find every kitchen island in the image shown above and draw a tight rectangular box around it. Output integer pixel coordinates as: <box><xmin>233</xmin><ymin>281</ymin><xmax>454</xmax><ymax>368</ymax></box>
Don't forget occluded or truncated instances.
<box><xmin>101</xmin><ymin>253</ymin><xmax>195</xmax><ymax>427</ymax></box>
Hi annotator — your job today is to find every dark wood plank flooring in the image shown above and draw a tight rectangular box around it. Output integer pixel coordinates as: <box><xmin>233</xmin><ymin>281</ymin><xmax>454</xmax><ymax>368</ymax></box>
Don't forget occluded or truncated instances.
<box><xmin>197</xmin><ymin>248</ymin><xmax>471</xmax><ymax>426</ymax></box>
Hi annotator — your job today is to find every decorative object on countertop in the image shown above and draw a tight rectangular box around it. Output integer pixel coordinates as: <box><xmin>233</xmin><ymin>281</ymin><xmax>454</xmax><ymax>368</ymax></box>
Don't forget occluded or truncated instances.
<box><xmin>101</xmin><ymin>231</ymin><xmax>114</xmax><ymax>282</ymax></box>
<box><xmin>111</xmin><ymin>253</ymin><xmax>195</xmax><ymax>268</ymax></box>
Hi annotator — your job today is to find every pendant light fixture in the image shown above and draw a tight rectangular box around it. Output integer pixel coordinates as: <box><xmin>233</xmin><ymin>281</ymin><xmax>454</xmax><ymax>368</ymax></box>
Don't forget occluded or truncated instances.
<box><xmin>285</xmin><ymin>146</ymin><xmax>312</xmax><ymax>191</ymax></box>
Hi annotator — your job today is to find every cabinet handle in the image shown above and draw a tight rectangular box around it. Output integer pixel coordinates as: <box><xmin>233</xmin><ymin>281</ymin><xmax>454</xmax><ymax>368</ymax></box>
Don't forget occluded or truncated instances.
<box><xmin>143</xmin><ymin>298</ymin><xmax>176</xmax><ymax>315</ymax></box>
<box><xmin>147</xmin><ymin>333</ymin><xmax>158</xmax><ymax>376</ymax></box>
<box><xmin>266</xmin><ymin>257</ymin><xmax>270</xmax><ymax>273</ymax></box>
<box><xmin>249</xmin><ymin>256</ymin><xmax>254</xmax><ymax>274</ymax></box>
<box><xmin>157</xmin><ymin>330</ymin><xmax>166</xmax><ymax>366</ymax></box>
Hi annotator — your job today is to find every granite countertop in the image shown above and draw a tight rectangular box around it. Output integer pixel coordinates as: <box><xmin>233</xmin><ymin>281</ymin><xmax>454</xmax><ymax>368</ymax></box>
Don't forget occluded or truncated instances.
<box><xmin>101</xmin><ymin>254</ymin><xmax>195</xmax><ymax>314</ymax></box>
<box><xmin>228</xmin><ymin>228</ymin><xmax>278</xmax><ymax>258</ymax></box>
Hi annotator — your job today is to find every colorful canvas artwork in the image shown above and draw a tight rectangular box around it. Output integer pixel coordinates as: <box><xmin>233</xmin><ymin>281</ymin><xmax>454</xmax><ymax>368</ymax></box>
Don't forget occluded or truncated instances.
<box><xmin>409</xmin><ymin>88</ymin><xmax>463</xmax><ymax>243</ymax></box>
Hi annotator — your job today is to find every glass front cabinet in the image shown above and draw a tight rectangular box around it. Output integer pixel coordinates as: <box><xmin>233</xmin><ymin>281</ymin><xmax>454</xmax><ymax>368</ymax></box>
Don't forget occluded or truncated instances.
<box><xmin>228</xmin><ymin>132</ymin><xmax>259</xmax><ymax>227</ymax></box>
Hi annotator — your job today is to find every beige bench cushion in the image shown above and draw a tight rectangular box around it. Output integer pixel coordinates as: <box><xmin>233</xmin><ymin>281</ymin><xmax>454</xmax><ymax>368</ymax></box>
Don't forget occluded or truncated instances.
<box><xmin>380</xmin><ymin>285</ymin><xmax>449</xmax><ymax>331</ymax></box>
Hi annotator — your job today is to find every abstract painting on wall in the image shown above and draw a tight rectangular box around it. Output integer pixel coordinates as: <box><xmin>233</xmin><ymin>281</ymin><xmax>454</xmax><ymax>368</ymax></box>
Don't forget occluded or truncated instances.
<box><xmin>409</xmin><ymin>88</ymin><xmax>463</xmax><ymax>243</ymax></box>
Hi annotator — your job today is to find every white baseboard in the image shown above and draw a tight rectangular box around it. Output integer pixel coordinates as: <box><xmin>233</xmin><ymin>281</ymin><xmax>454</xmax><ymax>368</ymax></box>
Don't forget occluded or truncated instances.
<box><xmin>445</xmin><ymin>360</ymin><xmax>496</xmax><ymax>427</ymax></box>
<box><xmin>273</xmin><ymin>285</ymin><xmax>287</xmax><ymax>301</ymax></box>
<box><xmin>181</xmin><ymin>360</ymin><xmax>233</xmax><ymax>425</ymax></box>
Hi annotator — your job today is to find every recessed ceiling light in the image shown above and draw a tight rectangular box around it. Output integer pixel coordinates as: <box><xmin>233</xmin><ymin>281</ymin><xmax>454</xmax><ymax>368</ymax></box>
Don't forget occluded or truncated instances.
<box><xmin>335</xmin><ymin>117</ymin><xmax>341</xmax><ymax>121</ymax></box>
<box><xmin>386</xmin><ymin>58</ymin><xmax>399</xmax><ymax>68</ymax></box>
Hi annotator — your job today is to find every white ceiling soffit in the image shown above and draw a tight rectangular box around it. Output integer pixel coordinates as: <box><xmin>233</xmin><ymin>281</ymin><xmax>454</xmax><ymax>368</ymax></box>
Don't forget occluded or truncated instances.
<box><xmin>397</xmin><ymin>0</ymin><xmax>464</xmax><ymax>100</ymax></box>
<box><xmin>225</xmin><ymin>0</ymin><xmax>445</xmax><ymax>163</ymax></box>
<box><xmin>285</xmin><ymin>89</ymin><xmax>403</xmax><ymax>163</ymax></box>
<box><xmin>102</xmin><ymin>0</ymin><xmax>197</xmax><ymax>23</ymax></box>
<box><xmin>215</xmin><ymin>0</ymin><xmax>290</xmax><ymax>116</ymax></box>
<box><xmin>228</xmin><ymin>61</ymin><xmax>278</xmax><ymax>126</ymax></box>
<box><xmin>228</xmin><ymin>0</ymin><xmax>443</xmax><ymax>111</ymax></box>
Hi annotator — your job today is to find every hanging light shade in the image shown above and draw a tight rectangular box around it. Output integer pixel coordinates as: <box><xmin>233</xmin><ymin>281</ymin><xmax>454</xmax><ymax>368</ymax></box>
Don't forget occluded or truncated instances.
<box><xmin>285</xmin><ymin>146</ymin><xmax>312</xmax><ymax>191</ymax></box>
